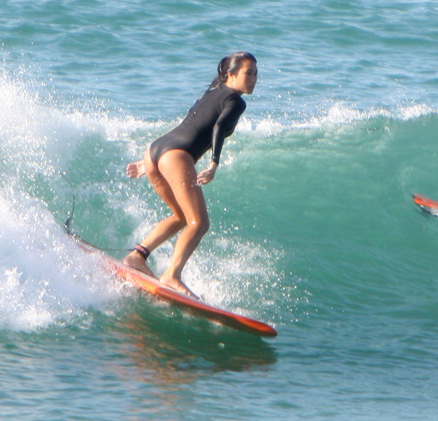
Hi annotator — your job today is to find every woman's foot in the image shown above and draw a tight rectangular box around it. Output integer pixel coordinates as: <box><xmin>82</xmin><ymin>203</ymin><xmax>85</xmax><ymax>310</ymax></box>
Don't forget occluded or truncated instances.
<box><xmin>126</xmin><ymin>160</ymin><xmax>146</xmax><ymax>178</ymax></box>
<box><xmin>160</xmin><ymin>272</ymin><xmax>199</xmax><ymax>300</ymax></box>
<box><xmin>123</xmin><ymin>250</ymin><xmax>157</xmax><ymax>279</ymax></box>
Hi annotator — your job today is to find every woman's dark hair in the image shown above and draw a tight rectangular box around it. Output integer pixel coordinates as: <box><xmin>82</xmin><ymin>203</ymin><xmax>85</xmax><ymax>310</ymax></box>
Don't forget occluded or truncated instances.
<box><xmin>209</xmin><ymin>52</ymin><xmax>257</xmax><ymax>90</ymax></box>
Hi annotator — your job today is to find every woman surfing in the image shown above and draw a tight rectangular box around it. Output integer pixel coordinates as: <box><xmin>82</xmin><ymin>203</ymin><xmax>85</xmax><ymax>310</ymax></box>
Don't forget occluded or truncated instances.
<box><xmin>123</xmin><ymin>52</ymin><xmax>258</xmax><ymax>298</ymax></box>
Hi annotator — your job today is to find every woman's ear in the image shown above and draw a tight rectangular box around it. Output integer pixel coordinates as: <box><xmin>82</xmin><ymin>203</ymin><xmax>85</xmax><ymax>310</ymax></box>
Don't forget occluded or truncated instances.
<box><xmin>226</xmin><ymin>71</ymin><xmax>235</xmax><ymax>85</ymax></box>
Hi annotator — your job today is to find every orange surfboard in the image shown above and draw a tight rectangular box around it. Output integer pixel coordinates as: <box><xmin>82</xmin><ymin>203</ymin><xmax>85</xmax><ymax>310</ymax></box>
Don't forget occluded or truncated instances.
<box><xmin>74</xmin><ymin>236</ymin><xmax>277</xmax><ymax>337</ymax></box>
<box><xmin>413</xmin><ymin>193</ymin><xmax>438</xmax><ymax>216</ymax></box>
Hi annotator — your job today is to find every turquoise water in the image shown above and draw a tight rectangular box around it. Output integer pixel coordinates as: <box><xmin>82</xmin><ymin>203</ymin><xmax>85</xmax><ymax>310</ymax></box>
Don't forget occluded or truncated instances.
<box><xmin>1</xmin><ymin>1</ymin><xmax>438</xmax><ymax>419</ymax></box>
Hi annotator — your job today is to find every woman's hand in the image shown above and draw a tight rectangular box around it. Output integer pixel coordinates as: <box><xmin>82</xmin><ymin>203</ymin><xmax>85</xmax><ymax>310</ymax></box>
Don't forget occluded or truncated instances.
<box><xmin>197</xmin><ymin>162</ymin><xmax>218</xmax><ymax>185</ymax></box>
<box><xmin>126</xmin><ymin>160</ymin><xmax>146</xmax><ymax>178</ymax></box>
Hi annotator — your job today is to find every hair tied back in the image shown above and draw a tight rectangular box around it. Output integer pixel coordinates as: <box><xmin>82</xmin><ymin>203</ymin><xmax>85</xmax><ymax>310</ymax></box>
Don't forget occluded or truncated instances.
<box><xmin>209</xmin><ymin>52</ymin><xmax>256</xmax><ymax>90</ymax></box>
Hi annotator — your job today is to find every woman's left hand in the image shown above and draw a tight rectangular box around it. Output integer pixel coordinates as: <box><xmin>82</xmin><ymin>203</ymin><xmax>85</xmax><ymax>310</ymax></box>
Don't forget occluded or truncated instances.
<box><xmin>197</xmin><ymin>162</ymin><xmax>218</xmax><ymax>185</ymax></box>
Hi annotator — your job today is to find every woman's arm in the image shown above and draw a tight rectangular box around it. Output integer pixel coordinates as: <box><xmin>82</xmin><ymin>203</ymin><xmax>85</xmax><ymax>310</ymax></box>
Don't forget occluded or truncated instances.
<box><xmin>211</xmin><ymin>96</ymin><xmax>246</xmax><ymax>165</ymax></box>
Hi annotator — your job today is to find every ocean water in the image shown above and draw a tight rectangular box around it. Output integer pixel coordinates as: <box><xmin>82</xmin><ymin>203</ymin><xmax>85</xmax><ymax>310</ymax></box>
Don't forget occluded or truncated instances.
<box><xmin>1</xmin><ymin>0</ymin><xmax>438</xmax><ymax>419</ymax></box>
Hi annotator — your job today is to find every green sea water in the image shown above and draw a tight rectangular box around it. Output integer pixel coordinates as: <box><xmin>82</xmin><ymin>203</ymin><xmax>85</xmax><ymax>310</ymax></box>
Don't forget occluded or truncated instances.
<box><xmin>1</xmin><ymin>1</ymin><xmax>438</xmax><ymax>419</ymax></box>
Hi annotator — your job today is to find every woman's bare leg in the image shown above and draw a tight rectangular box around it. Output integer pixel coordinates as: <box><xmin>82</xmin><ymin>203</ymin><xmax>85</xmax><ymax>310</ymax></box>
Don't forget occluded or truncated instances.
<box><xmin>156</xmin><ymin>150</ymin><xmax>209</xmax><ymax>298</ymax></box>
<box><xmin>123</xmin><ymin>150</ymin><xmax>187</xmax><ymax>278</ymax></box>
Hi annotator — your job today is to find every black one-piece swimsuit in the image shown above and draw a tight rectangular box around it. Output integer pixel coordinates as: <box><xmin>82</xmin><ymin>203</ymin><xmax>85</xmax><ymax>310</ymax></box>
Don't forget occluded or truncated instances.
<box><xmin>149</xmin><ymin>85</ymin><xmax>246</xmax><ymax>166</ymax></box>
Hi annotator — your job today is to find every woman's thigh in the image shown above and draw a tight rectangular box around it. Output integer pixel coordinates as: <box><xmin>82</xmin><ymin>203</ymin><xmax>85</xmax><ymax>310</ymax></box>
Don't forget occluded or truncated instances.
<box><xmin>144</xmin><ymin>148</ymin><xmax>184</xmax><ymax>220</ymax></box>
<box><xmin>157</xmin><ymin>150</ymin><xmax>208</xmax><ymax>225</ymax></box>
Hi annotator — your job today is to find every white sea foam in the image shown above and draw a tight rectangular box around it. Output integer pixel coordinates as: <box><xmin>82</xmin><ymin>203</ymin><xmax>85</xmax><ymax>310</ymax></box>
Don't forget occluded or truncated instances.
<box><xmin>236</xmin><ymin>102</ymin><xmax>437</xmax><ymax>140</ymax></box>
<box><xmin>0</xmin><ymin>71</ymin><xmax>165</xmax><ymax>176</ymax></box>
<box><xmin>0</xmin><ymin>190</ymin><xmax>123</xmax><ymax>331</ymax></box>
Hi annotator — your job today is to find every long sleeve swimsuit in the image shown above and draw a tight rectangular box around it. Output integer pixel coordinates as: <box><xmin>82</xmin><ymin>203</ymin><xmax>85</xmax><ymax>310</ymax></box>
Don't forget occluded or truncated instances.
<box><xmin>149</xmin><ymin>85</ymin><xmax>246</xmax><ymax>167</ymax></box>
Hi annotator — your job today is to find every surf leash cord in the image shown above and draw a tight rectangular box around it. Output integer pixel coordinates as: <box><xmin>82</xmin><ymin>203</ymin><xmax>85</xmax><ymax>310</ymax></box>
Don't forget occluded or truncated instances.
<box><xmin>61</xmin><ymin>172</ymin><xmax>131</xmax><ymax>253</ymax></box>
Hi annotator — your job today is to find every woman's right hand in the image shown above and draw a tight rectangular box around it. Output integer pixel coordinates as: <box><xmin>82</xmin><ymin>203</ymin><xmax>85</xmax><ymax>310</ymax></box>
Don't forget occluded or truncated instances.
<box><xmin>126</xmin><ymin>160</ymin><xmax>146</xmax><ymax>178</ymax></box>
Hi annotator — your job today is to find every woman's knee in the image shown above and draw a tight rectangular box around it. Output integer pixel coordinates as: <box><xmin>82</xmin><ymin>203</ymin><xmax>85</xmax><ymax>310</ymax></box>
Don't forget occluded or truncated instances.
<box><xmin>191</xmin><ymin>215</ymin><xmax>210</xmax><ymax>237</ymax></box>
<box><xmin>169</xmin><ymin>214</ymin><xmax>209</xmax><ymax>235</ymax></box>
<box><xmin>170</xmin><ymin>214</ymin><xmax>187</xmax><ymax>231</ymax></box>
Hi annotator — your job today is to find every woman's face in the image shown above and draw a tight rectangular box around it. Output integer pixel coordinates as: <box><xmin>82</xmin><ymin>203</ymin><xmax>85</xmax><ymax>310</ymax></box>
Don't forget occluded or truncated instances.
<box><xmin>226</xmin><ymin>59</ymin><xmax>258</xmax><ymax>95</ymax></box>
